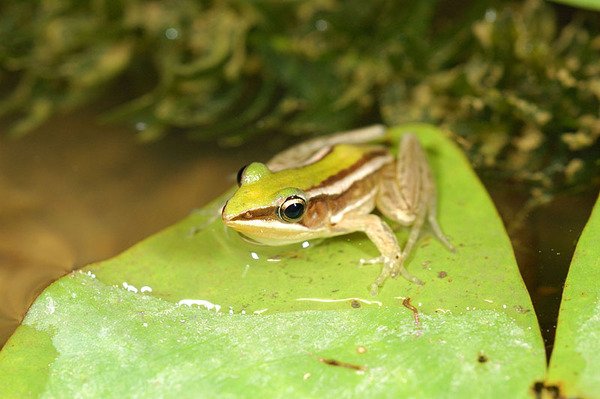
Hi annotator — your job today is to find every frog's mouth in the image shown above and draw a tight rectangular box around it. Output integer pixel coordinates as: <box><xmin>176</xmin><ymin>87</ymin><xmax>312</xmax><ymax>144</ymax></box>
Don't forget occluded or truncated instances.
<box><xmin>222</xmin><ymin>215</ymin><xmax>321</xmax><ymax>246</ymax></box>
<box><xmin>236</xmin><ymin>232</ymin><xmax>265</xmax><ymax>246</ymax></box>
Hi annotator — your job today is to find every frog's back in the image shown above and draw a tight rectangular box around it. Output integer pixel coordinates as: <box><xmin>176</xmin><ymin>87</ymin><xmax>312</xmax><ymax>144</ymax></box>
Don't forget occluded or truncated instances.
<box><xmin>277</xmin><ymin>144</ymin><xmax>391</xmax><ymax>192</ymax></box>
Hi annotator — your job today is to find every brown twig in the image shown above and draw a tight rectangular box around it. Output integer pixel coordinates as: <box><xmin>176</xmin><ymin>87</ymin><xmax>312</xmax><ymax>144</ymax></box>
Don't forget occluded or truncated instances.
<box><xmin>402</xmin><ymin>297</ymin><xmax>421</xmax><ymax>330</ymax></box>
<box><xmin>318</xmin><ymin>357</ymin><xmax>366</xmax><ymax>372</ymax></box>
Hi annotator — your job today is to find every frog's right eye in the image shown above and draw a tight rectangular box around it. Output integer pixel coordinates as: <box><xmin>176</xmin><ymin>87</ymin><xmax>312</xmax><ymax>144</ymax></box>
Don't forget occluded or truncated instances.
<box><xmin>279</xmin><ymin>195</ymin><xmax>306</xmax><ymax>223</ymax></box>
<box><xmin>236</xmin><ymin>165</ymin><xmax>248</xmax><ymax>187</ymax></box>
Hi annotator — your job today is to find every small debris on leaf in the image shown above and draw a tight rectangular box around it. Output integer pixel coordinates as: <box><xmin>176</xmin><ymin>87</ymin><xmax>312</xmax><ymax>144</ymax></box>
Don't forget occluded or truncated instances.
<box><xmin>402</xmin><ymin>297</ymin><xmax>421</xmax><ymax>331</ymax></box>
<box><xmin>318</xmin><ymin>357</ymin><xmax>366</xmax><ymax>372</ymax></box>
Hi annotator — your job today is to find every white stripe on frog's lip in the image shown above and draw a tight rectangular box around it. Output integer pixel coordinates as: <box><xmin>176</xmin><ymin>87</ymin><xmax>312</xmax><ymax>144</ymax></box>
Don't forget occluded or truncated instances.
<box><xmin>223</xmin><ymin>218</ymin><xmax>326</xmax><ymax>245</ymax></box>
<box><xmin>306</xmin><ymin>154</ymin><xmax>391</xmax><ymax>197</ymax></box>
<box><xmin>224</xmin><ymin>218</ymin><xmax>310</xmax><ymax>232</ymax></box>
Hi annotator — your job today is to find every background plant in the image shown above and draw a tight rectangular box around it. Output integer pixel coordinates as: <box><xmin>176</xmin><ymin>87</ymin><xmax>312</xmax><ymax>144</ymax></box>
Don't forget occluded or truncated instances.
<box><xmin>1</xmin><ymin>0</ymin><xmax>598</xmax><ymax>199</ymax></box>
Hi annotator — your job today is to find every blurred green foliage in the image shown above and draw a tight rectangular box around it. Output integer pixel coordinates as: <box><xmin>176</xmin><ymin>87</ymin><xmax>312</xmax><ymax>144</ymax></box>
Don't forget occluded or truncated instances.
<box><xmin>550</xmin><ymin>0</ymin><xmax>600</xmax><ymax>11</ymax></box>
<box><xmin>0</xmin><ymin>0</ymin><xmax>598</xmax><ymax>197</ymax></box>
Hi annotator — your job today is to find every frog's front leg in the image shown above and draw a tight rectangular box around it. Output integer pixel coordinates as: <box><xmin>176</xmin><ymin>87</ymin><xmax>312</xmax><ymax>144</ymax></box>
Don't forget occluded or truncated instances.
<box><xmin>332</xmin><ymin>214</ymin><xmax>423</xmax><ymax>295</ymax></box>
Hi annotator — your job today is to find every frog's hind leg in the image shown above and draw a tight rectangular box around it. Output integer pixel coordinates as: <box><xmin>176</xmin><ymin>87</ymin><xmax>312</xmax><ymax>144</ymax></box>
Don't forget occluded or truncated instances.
<box><xmin>376</xmin><ymin>133</ymin><xmax>453</xmax><ymax>284</ymax></box>
<box><xmin>426</xmin><ymin>187</ymin><xmax>455</xmax><ymax>252</ymax></box>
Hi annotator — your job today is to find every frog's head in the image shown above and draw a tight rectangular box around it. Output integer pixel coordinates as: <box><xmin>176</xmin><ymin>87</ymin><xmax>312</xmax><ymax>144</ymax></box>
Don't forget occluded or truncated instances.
<box><xmin>221</xmin><ymin>162</ymin><xmax>309</xmax><ymax>245</ymax></box>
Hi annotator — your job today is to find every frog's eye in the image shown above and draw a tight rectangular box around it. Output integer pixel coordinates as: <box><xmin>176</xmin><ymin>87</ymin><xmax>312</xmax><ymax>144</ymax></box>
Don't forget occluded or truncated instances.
<box><xmin>279</xmin><ymin>195</ymin><xmax>306</xmax><ymax>223</ymax></box>
<box><xmin>236</xmin><ymin>165</ymin><xmax>248</xmax><ymax>187</ymax></box>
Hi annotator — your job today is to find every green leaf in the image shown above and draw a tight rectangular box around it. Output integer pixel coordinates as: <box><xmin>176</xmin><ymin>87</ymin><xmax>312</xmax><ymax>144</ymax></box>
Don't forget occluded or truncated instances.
<box><xmin>547</xmin><ymin>195</ymin><xmax>600</xmax><ymax>397</ymax></box>
<box><xmin>0</xmin><ymin>124</ymin><xmax>545</xmax><ymax>397</ymax></box>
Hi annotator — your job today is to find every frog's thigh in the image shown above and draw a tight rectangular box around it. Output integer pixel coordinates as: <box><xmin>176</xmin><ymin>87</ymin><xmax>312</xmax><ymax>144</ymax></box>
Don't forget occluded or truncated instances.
<box><xmin>393</xmin><ymin>133</ymin><xmax>455</xmax><ymax>252</ymax></box>
<box><xmin>375</xmin><ymin>164</ymin><xmax>416</xmax><ymax>225</ymax></box>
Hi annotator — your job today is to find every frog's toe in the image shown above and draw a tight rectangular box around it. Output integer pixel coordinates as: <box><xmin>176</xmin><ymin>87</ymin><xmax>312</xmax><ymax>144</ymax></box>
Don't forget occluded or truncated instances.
<box><xmin>369</xmin><ymin>282</ymin><xmax>380</xmax><ymax>296</ymax></box>
<box><xmin>393</xmin><ymin>267</ymin><xmax>424</xmax><ymax>285</ymax></box>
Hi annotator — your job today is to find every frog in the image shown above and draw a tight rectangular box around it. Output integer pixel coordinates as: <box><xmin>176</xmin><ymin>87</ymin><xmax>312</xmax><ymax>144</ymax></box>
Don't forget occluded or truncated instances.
<box><xmin>221</xmin><ymin>125</ymin><xmax>454</xmax><ymax>294</ymax></box>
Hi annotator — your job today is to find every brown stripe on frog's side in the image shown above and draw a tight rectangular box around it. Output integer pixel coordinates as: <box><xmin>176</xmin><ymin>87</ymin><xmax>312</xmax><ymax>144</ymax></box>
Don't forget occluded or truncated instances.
<box><xmin>301</xmin><ymin>167</ymin><xmax>382</xmax><ymax>229</ymax></box>
<box><xmin>307</xmin><ymin>147</ymin><xmax>391</xmax><ymax>193</ymax></box>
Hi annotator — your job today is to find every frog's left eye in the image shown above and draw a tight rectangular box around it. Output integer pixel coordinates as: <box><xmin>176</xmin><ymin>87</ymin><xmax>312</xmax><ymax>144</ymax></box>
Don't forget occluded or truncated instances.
<box><xmin>236</xmin><ymin>165</ymin><xmax>248</xmax><ymax>187</ymax></box>
<box><xmin>279</xmin><ymin>195</ymin><xmax>306</xmax><ymax>223</ymax></box>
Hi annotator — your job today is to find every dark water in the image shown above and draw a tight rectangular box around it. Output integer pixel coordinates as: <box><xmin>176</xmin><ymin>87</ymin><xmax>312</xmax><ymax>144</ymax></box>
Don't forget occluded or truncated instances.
<box><xmin>0</xmin><ymin>111</ymin><xmax>597</xmax><ymax>354</ymax></box>
<box><xmin>483</xmin><ymin>180</ymin><xmax>598</xmax><ymax>354</ymax></box>
<box><xmin>0</xmin><ymin>111</ymin><xmax>264</xmax><ymax>345</ymax></box>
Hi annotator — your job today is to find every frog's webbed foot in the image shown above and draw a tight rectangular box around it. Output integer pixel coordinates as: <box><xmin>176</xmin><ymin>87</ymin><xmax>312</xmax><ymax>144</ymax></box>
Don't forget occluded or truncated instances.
<box><xmin>360</xmin><ymin>254</ymin><xmax>424</xmax><ymax>296</ymax></box>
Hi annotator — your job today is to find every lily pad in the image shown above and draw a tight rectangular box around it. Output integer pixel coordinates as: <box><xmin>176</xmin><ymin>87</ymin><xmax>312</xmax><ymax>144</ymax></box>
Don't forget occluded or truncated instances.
<box><xmin>547</xmin><ymin>195</ymin><xmax>600</xmax><ymax>397</ymax></box>
<box><xmin>0</xmin><ymin>124</ymin><xmax>545</xmax><ymax>397</ymax></box>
